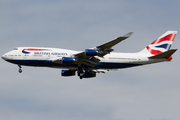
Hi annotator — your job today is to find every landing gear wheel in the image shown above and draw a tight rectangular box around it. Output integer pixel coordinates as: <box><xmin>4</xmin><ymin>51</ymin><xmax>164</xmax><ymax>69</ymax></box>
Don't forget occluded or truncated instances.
<box><xmin>18</xmin><ymin>64</ymin><xmax>22</xmax><ymax>73</ymax></box>
<box><xmin>19</xmin><ymin>68</ymin><xmax>22</xmax><ymax>73</ymax></box>
<box><xmin>78</xmin><ymin>67</ymin><xmax>83</xmax><ymax>78</ymax></box>
<box><xmin>79</xmin><ymin>72</ymin><xmax>84</xmax><ymax>79</ymax></box>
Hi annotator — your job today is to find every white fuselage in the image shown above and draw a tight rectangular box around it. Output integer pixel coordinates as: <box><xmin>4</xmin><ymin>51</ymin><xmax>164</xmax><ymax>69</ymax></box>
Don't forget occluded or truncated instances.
<box><xmin>2</xmin><ymin>47</ymin><xmax>168</xmax><ymax>70</ymax></box>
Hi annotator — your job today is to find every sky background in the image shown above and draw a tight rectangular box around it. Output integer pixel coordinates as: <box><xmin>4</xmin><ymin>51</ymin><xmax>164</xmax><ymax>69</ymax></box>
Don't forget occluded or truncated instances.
<box><xmin>1</xmin><ymin>0</ymin><xmax>180</xmax><ymax>120</ymax></box>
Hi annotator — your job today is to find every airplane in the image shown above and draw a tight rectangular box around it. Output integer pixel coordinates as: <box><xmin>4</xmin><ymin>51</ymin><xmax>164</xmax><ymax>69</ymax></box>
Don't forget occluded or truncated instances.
<box><xmin>2</xmin><ymin>31</ymin><xmax>178</xmax><ymax>79</ymax></box>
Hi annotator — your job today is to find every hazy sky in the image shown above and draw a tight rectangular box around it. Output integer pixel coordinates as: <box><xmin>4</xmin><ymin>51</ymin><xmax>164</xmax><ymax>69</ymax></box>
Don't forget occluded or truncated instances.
<box><xmin>1</xmin><ymin>1</ymin><xmax>180</xmax><ymax>120</ymax></box>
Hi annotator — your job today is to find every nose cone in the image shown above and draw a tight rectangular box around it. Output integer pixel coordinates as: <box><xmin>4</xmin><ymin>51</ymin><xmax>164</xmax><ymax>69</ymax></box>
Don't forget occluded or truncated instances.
<box><xmin>2</xmin><ymin>54</ymin><xmax>7</xmax><ymax>60</ymax></box>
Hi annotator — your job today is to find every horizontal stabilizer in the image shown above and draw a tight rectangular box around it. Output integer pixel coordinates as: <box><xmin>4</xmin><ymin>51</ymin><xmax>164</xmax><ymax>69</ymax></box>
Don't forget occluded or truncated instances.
<box><xmin>149</xmin><ymin>49</ymin><xmax>177</xmax><ymax>59</ymax></box>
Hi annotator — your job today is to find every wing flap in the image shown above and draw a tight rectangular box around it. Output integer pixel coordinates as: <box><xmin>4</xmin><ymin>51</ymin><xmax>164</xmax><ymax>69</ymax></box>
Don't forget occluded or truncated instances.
<box><xmin>82</xmin><ymin>56</ymin><xmax>100</xmax><ymax>67</ymax></box>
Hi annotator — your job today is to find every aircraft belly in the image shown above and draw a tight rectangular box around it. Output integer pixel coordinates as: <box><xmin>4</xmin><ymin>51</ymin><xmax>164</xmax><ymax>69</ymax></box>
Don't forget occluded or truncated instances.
<box><xmin>6</xmin><ymin>59</ymin><xmax>142</xmax><ymax>69</ymax></box>
<box><xmin>5</xmin><ymin>60</ymin><xmax>77</xmax><ymax>68</ymax></box>
<box><xmin>95</xmin><ymin>62</ymin><xmax>142</xmax><ymax>69</ymax></box>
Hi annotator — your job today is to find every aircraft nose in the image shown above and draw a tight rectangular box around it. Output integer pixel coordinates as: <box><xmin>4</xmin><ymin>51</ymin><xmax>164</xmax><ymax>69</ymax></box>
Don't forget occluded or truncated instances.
<box><xmin>2</xmin><ymin>54</ymin><xmax>7</xmax><ymax>60</ymax></box>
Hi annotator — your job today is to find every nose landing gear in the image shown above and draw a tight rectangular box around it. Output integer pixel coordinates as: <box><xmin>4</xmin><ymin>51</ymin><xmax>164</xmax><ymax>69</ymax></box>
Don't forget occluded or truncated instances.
<box><xmin>18</xmin><ymin>64</ymin><xmax>22</xmax><ymax>73</ymax></box>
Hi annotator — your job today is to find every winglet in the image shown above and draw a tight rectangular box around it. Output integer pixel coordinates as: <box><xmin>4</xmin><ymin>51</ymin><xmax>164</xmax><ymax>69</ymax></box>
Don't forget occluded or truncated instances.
<box><xmin>122</xmin><ymin>32</ymin><xmax>133</xmax><ymax>38</ymax></box>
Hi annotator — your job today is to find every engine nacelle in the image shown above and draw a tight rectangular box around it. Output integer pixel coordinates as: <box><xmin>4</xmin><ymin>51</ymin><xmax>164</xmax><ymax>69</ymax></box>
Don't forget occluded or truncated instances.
<box><xmin>62</xmin><ymin>57</ymin><xmax>75</xmax><ymax>64</ymax></box>
<box><xmin>85</xmin><ymin>49</ymin><xmax>98</xmax><ymax>56</ymax></box>
<box><xmin>83</xmin><ymin>71</ymin><xmax>96</xmax><ymax>78</ymax></box>
<box><xmin>61</xmin><ymin>70</ymin><xmax>75</xmax><ymax>76</ymax></box>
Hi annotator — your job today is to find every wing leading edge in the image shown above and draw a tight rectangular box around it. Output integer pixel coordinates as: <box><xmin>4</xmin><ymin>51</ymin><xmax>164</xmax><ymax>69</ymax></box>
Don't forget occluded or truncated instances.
<box><xmin>97</xmin><ymin>32</ymin><xmax>133</xmax><ymax>51</ymax></box>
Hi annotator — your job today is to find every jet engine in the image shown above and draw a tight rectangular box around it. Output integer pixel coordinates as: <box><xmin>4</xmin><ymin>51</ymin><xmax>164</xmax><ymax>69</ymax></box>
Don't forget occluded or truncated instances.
<box><xmin>85</xmin><ymin>49</ymin><xmax>98</xmax><ymax>56</ymax></box>
<box><xmin>62</xmin><ymin>57</ymin><xmax>75</xmax><ymax>64</ymax></box>
<box><xmin>52</xmin><ymin>57</ymin><xmax>76</xmax><ymax>64</ymax></box>
<box><xmin>61</xmin><ymin>70</ymin><xmax>76</xmax><ymax>76</ymax></box>
<box><xmin>83</xmin><ymin>71</ymin><xmax>96</xmax><ymax>78</ymax></box>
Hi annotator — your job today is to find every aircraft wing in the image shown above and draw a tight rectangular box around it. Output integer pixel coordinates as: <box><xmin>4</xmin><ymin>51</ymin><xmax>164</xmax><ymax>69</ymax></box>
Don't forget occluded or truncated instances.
<box><xmin>74</xmin><ymin>32</ymin><xmax>133</xmax><ymax>67</ymax></box>
<box><xmin>74</xmin><ymin>53</ymin><xmax>100</xmax><ymax>68</ymax></box>
<box><xmin>97</xmin><ymin>32</ymin><xmax>133</xmax><ymax>52</ymax></box>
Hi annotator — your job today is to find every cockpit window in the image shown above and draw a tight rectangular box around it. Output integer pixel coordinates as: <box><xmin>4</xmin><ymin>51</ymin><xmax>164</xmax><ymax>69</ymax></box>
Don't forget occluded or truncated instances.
<box><xmin>13</xmin><ymin>48</ymin><xmax>18</xmax><ymax>50</ymax></box>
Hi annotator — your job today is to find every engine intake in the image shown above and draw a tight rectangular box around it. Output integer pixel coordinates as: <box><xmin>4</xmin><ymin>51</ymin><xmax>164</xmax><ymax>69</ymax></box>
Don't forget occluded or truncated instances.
<box><xmin>85</xmin><ymin>49</ymin><xmax>98</xmax><ymax>56</ymax></box>
<box><xmin>61</xmin><ymin>70</ymin><xmax>75</xmax><ymax>76</ymax></box>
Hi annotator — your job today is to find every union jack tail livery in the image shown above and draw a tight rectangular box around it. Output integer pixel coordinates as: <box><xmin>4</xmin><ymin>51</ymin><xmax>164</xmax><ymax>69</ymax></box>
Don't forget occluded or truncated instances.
<box><xmin>140</xmin><ymin>31</ymin><xmax>177</xmax><ymax>60</ymax></box>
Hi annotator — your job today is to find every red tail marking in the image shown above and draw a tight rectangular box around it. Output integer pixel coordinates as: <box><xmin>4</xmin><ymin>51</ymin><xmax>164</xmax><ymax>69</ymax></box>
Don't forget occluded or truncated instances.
<box><xmin>151</xmin><ymin>34</ymin><xmax>174</xmax><ymax>45</ymax></box>
<box><xmin>146</xmin><ymin>46</ymin><xmax>162</xmax><ymax>55</ymax></box>
<box><xmin>167</xmin><ymin>55</ymin><xmax>172</xmax><ymax>61</ymax></box>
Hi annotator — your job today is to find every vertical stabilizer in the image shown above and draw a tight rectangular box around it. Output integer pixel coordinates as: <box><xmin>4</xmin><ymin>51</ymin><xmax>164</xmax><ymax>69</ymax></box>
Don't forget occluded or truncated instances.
<box><xmin>140</xmin><ymin>31</ymin><xmax>177</xmax><ymax>57</ymax></box>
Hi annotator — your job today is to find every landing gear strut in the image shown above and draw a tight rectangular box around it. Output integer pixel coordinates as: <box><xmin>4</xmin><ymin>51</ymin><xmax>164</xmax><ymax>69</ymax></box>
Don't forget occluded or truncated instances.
<box><xmin>18</xmin><ymin>64</ymin><xmax>22</xmax><ymax>73</ymax></box>
<box><xmin>78</xmin><ymin>67</ymin><xmax>83</xmax><ymax>79</ymax></box>
<box><xmin>79</xmin><ymin>75</ymin><xmax>83</xmax><ymax>79</ymax></box>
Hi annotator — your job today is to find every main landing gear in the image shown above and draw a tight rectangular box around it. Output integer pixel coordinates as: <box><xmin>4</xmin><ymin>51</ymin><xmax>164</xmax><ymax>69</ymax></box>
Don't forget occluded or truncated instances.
<box><xmin>78</xmin><ymin>67</ymin><xmax>83</xmax><ymax>79</ymax></box>
<box><xmin>18</xmin><ymin>64</ymin><xmax>22</xmax><ymax>73</ymax></box>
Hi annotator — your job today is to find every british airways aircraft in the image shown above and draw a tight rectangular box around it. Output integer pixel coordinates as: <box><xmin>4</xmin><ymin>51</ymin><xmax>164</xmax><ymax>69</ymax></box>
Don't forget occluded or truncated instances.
<box><xmin>2</xmin><ymin>31</ymin><xmax>178</xmax><ymax>79</ymax></box>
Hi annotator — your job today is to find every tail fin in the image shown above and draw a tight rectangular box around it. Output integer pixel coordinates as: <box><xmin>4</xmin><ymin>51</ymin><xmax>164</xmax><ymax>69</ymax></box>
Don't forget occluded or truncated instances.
<box><xmin>140</xmin><ymin>31</ymin><xmax>177</xmax><ymax>59</ymax></box>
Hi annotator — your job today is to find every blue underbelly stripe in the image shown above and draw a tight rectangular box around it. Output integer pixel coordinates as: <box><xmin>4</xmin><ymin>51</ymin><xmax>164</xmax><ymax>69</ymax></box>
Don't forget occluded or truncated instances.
<box><xmin>6</xmin><ymin>60</ymin><xmax>142</xmax><ymax>69</ymax></box>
